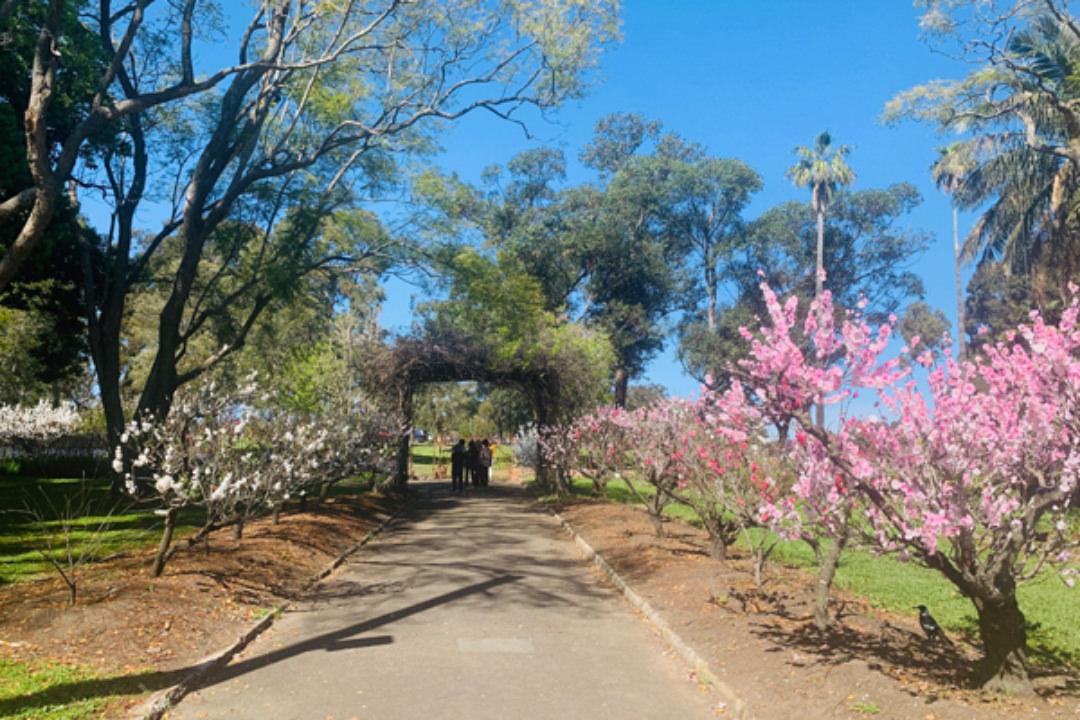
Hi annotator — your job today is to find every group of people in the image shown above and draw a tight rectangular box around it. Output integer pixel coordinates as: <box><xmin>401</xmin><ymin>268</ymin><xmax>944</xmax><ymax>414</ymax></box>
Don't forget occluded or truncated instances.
<box><xmin>450</xmin><ymin>438</ymin><xmax>494</xmax><ymax>492</ymax></box>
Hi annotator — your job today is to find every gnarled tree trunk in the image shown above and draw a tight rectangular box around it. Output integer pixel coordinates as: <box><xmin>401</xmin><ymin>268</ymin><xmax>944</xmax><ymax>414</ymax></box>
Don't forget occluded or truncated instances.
<box><xmin>973</xmin><ymin>592</ymin><xmax>1029</xmax><ymax>692</ymax></box>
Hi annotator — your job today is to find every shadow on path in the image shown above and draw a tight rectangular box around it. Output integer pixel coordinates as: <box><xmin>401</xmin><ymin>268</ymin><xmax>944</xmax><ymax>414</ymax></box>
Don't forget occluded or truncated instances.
<box><xmin>0</xmin><ymin>574</ymin><xmax>521</xmax><ymax>717</ymax></box>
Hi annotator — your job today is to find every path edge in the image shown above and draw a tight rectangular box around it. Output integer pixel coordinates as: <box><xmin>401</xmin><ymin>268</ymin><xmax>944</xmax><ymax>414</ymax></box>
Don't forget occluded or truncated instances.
<box><xmin>135</xmin><ymin>505</ymin><xmax>402</xmax><ymax>720</ymax></box>
<box><xmin>551</xmin><ymin>509</ymin><xmax>753</xmax><ymax>720</ymax></box>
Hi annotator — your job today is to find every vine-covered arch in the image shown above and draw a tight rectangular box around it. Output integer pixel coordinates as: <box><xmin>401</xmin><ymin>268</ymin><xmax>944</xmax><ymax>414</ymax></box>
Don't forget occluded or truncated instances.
<box><xmin>379</xmin><ymin>329</ymin><xmax>580</xmax><ymax>490</ymax></box>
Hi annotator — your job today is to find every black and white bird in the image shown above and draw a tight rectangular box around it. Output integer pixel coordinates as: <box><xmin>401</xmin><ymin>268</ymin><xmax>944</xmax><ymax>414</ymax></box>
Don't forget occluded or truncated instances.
<box><xmin>915</xmin><ymin>605</ymin><xmax>951</xmax><ymax>644</ymax></box>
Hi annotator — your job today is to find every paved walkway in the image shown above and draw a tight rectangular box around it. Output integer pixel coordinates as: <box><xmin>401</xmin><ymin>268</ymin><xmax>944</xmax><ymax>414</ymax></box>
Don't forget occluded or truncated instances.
<box><xmin>171</xmin><ymin>480</ymin><xmax>718</xmax><ymax>719</ymax></box>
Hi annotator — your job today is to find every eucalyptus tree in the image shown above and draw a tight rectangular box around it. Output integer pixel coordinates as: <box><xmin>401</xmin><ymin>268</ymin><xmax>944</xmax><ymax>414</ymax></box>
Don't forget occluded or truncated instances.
<box><xmin>672</xmin><ymin>157</ymin><xmax>761</xmax><ymax>333</ymax></box>
<box><xmin>3</xmin><ymin>0</ymin><xmax>619</xmax><ymax>473</ymax></box>
<box><xmin>931</xmin><ymin>143</ymin><xmax>975</xmax><ymax>361</ymax></box>
<box><xmin>416</xmin><ymin>116</ymin><xmax>759</xmax><ymax>407</ymax></box>
<box><xmin>671</xmin><ymin>156</ymin><xmax>762</xmax><ymax>384</ymax></box>
<box><xmin>578</xmin><ymin>114</ymin><xmax>695</xmax><ymax>407</ymax></box>
<box><xmin>473</xmin><ymin>115</ymin><xmax>694</xmax><ymax>407</ymax></box>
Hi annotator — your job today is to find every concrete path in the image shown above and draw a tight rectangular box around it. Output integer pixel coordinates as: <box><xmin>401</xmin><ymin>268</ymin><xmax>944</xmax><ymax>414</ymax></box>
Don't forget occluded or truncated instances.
<box><xmin>170</xmin><ymin>480</ymin><xmax>718</xmax><ymax>719</ymax></box>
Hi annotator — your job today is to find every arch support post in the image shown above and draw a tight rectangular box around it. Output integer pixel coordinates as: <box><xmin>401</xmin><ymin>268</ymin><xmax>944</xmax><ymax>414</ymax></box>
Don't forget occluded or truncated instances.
<box><xmin>394</xmin><ymin>385</ymin><xmax>413</xmax><ymax>490</ymax></box>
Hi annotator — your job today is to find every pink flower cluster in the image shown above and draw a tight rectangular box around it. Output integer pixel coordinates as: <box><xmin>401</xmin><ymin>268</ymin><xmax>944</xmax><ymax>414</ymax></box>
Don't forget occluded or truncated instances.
<box><xmin>713</xmin><ymin>280</ymin><xmax>1080</xmax><ymax>578</ymax></box>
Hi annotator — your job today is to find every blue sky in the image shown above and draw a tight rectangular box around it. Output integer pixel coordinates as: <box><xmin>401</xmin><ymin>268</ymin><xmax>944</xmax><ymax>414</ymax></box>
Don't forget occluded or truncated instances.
<box><xmin>378</xmin><ymin>0</ymin><xmax>975</xmax><ymax>398</ymax></box>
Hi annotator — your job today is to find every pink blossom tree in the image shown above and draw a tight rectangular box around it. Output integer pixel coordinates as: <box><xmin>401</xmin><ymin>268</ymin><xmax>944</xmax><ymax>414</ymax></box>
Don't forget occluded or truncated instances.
<box><xmin>688</xmin><ymin>391</ymin><xmax>794</xmax><ymax>580</ymax></box>
<box><xmin>567</xmin><ymin>407</ymin><xmax>632</xmax><ymax>496</ymax></box>
<box><xmin>620</xmin><ymin>400</ymin><xmax>698</xmax><ymax>537</ymax></box>
<box><xmin>719</xmin><ymin>279</ymin><xmax>1080</xmax><ymax>690</ymax></box>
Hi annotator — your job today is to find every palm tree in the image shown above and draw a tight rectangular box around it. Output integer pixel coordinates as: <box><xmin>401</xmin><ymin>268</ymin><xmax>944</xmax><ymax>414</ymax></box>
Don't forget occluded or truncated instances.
<box><xmin>932</xmin><ymin>143</ymin><xmax>975</xmax><ymax>362</ymax></box>
<box><xmin>787</xmin><ymin>131</ymin><xmax>856</xmax><ymax>305</ymax></box>
<box><xmin>934</xmin><ymin>15</ymin><xmax>1080</xmax><ymax>305</ymax></box>
<box><xmin>787</xmin><ymin>131</ymin><xmax>855</xmax><ymax>427</ymax></box>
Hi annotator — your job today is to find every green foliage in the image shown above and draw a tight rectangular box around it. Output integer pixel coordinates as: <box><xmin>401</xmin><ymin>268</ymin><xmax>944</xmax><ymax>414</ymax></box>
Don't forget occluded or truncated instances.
<box><xmin>0</xmin><ymin>2</ymin><xmax>111</xmax><ymax>194</ymax></box>
<box><xmin>429</xmin><ymin>248</ymin><xmax>548</xmax><ymax>362</ymax></box>
<box><xmin>786</xmin><ymin>131</ymin><xmax>855</xmax><ymax>215</ymax></box>
<box><xmin>0</xmin><ymin>303</ymin><xmax>48</xmax><ymax>404</ymax></box>
<box><xmin>0</xmin><ymin>3</ymin><xmax>107</xmax><ymax>396</ymax></box>
<box><xmin>413</xmin><ymin>382</ymin><xmax>482</xmax><ymax>439</ymax></box>
<box><xmin>964</xmin><ymin>262</ymin><xmax>1037</xmax><ymax>348</ymax></box>
<box><xmin>889</xmin><ymin>4</ymin><xmax>1080</xmax><ymax>306</ymax></box>
<box><xmin>624</xmin><ymin>383</ymin><xmax>667</xmax><ymax>411</ymax></box>
<box><xmin>416</xmin><ymin>117</ymin><xmax>764</xmax><ymax>400</ymax></box>
<box><xmin>477</xmin><ymin>386</ymin><xmax>534</xmax><ymax>437</ymax></box>
<box><xmin>274</xmin><ymin>342</ymin><xmax>347</xmax><ymax>414</ymax></box>
<box><xmin>849</xmin><ymin>700</ymin><xmax>882</xmax><ymax>716</ymax></box>
<box><xmin>898</xmin><ymin>301</ymin><xmax>952</xmax><ymax>360</ymax></box>
<box><xmin>415</xmin><ymin>243</ymin><xmax>613</xmax><ymax>427</ymax></box>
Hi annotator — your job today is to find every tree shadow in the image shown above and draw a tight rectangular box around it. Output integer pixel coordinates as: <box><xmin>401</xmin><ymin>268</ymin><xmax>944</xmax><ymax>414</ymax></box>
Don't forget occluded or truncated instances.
<box><xmin>750</xmin><ymin>613</ymin><xmax>981</xmax><ymax>689</ymax></box>
<box><xmin>0</xmin><ymin>574</ymin><xmax>521</xmax><ymax>717</ymax></box>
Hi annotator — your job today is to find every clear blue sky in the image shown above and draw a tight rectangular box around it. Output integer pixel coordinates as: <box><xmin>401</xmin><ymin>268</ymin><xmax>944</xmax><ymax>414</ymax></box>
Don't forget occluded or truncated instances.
<box><xmin>381</xmin><ymin>2</ymin><xmax>972</xmax><ymax>398</ymax></box>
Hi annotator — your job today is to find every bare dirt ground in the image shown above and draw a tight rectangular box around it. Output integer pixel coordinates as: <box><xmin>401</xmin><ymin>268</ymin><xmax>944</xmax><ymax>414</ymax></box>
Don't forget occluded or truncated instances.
<box><xmin>553</xmin><ymin>497</ymin><xmax>1080</xmax><ymax>720</ymax></box>
<box><xmin>0</xmin><ymin>492</ymin><xmax>398</xmax><ymax>718</ymax></box>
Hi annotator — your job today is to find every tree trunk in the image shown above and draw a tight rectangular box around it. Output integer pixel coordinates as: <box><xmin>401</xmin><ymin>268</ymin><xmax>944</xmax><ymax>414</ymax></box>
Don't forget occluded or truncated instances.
<box><xmin>708</xmin><ymin>531</ymin><xmax>727</xmax><ymax>561</ymax></box>
<box><xmin>705</xmin><ymin>262</ymin><xmax>717</xmax><ymax>332</ymax></box>
<box><xmin>647</xmin><ymin>489</ymin><xmax>665</xmax><ymax>537</ymax></box>
<box><xmin>86</xmin><ymin>112</ymin><xmax>145</xmax><ymax>495</ymax></box>
<box><xmin>613</xmin><ymin>366</ymin><xmax>629</xmax><ymax>409</ymax></box>
<box><xmin>318</xmin><ymin>482</ymin><xmax>331</xmax><ymax>504</ymax></box>
<box><xmin>530</xmin><ymin>390</ymin><xmax>557</xmax><ymax>494</ymax></box>
<box><xmin>815</xmin><ymin>208</ymin><xmax>825</xmax><ymax>300</ymax></box>
<box><xmin>974</xmin><ymin>593</ymin><xmax>1030</xmax><ymax>692</ymax></box>
<box><xmin>233</xmin><ymin>516</ymin><xmax>244</xmax><ymax>540</ymax></box>
<box><xmin>813</xmin><ymin>532</ymin><xmax>847</xmax><ymax>630</ymax></box>
<box><xmin>272</xmin><ymin>503</ymin><xmax>281</xmax><ymax>525</ymax></box>
<box><xmin>151</xmin><ymin>508</ymin><xmax>177</xmax><ymax>578</ymax></box>
<box><xmin>753</xmin><ymin>552</ymin><xmax>766</xmax><ymax>589</ymax></box>
<box><xmin>814</xmin><ymin>207</ymin><xmax>826</xmax><ymax>429</ymax></box>
<box><xmin>0</xmin><ymin>0</ymin><xmax>61</xmax><ymax>293</ymax></box>
<box><xmin>953</xmin><ymin>205</ymin><xmax>966</xmax><ymax>363</ymax></box>
<box><xmin>394</xmin><ymin>386</ymin><xmax>413</xmax><ymax>490</ymax></box>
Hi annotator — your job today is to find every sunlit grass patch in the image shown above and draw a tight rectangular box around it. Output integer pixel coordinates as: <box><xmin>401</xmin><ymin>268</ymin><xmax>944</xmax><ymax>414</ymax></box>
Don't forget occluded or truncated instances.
<box><xmin>0</xmin><ymin>659</ymin><xmax>122</xmax><ymax>720</ymax></box>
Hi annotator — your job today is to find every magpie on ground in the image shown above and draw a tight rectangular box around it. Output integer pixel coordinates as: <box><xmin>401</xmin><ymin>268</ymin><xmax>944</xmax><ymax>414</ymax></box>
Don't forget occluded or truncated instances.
<box><xmin>915</xmin><ymin>604</ymin><xmax>952</xmax><ymax>645</ymax></box>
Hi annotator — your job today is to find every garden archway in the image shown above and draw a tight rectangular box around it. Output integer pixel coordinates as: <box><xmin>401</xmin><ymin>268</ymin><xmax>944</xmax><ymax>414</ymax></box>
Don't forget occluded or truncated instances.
<box><xmin>380</xmin><ymin>331</ymin><xmax>564</xmax><ymax>490</ymax></box>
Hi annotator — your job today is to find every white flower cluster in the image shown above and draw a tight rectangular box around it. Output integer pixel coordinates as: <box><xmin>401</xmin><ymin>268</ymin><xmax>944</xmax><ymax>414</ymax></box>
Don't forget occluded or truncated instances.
<box><xmin>114</xmin><ymin>380</ymin><xmax>397</xmax><ymax>525</ymax></box>
<box><xmin>0</xmin><ymin>401</ymin><xmax>81</xmax><ymax>441</ymax></box>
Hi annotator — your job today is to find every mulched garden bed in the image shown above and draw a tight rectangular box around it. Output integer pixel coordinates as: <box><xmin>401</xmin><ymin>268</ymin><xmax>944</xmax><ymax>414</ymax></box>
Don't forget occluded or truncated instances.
<box><xmin>552</xmin><ymin>497</ymin><xmax>1079</xmax><ymax>720</ymax></box>
<box><xmin>0</xmin><ymin>492</ymin><xmax>399</xmax><ymax>718</ymax></box>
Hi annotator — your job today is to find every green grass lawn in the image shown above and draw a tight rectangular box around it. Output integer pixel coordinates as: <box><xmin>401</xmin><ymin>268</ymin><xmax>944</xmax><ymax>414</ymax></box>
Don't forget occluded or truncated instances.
<box><xmin>0</xmin><ymin>660</ymin><xmax>109</xmax><ymax>720</ymax></box>
<box><xmin>410</xmin><ymin>442</ymin><xmax>514</xmax><ymax>478</ymax></box>
<box><xmin>560</xmin><ymin>475</ymin><xmax>1080</xmax><ymax>669</ymax></box>
<box><xmin>0</xmin><ymin>658</ymin><xmax>173</xmax><ymax>720</ymax></box>
<box><xmin>0</xmin><ymin>476</ymin><xmax>206</xmax><ymax>585</ymax></box>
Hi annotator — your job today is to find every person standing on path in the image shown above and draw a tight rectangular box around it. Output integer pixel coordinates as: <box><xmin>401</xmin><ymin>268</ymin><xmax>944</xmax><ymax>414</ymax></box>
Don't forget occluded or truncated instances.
<box><xmin>468</xmin><ymin>439</ymin><xmax>480</xmax><ymax>486</ymax></box>
<box><xmin>450</xmin><ymin>438</ymin><xmax>468</xmax><ymax>492</ymax></box>
<box><xmin>478</xmin><ymin>439</ymin><xmax>493</xmax><ymax>487</ymax></box>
